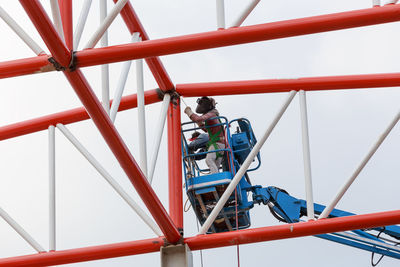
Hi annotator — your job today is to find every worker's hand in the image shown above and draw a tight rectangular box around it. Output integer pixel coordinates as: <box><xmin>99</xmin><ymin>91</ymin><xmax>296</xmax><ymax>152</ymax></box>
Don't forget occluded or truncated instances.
<box><xmin>184</xmin><ymin>106</ymin><xmax>194</xmax><ymax>117</ymax></box>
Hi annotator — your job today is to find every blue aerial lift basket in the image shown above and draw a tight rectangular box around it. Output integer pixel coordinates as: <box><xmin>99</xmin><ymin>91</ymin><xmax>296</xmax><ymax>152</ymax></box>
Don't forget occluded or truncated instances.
<box><xmin>181</xmin><ymin>116</ymin><xmax>400</xmax><ymax>262</ymax></box>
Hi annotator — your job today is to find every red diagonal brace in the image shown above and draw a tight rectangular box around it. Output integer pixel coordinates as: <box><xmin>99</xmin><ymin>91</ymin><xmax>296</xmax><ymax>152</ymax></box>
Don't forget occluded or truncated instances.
<box><xmin>20</xmin><ymin>0</ymin><xmax>181</xmax><ymax>243</ymax></box>
<box><xmin>114</xmin><ymin>0</ymin><xmax>174</xmax><ymax>91</ymax></box>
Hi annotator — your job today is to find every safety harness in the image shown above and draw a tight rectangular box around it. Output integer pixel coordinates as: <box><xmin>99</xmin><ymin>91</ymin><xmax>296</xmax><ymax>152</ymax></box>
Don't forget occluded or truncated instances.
<box><xmin>205</xmin><ymin>119</ymin><xmax>224</xmax><ymax>159</ymax></box>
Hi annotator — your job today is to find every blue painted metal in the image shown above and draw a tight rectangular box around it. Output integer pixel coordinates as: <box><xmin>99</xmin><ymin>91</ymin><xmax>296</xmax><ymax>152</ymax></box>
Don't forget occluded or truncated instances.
<box><xmin>181</xmin><ymin>116</ymin><xmax>400</xmax><ymax>260</ymax></box>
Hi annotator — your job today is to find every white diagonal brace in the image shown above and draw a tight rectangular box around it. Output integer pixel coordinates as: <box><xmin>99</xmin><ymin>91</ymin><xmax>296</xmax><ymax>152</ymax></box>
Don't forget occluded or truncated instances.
<box><xmin>0</xmin><ymin>206</ymin><xmax>45</xmax><ymax>252</ymax></box>
<box><xmin>319</xmin><ymin>109</ymin><xmax>400</xmax><ymax>219</ymax></box>
<box><xmin>84</xmin><ymin>0</ymin><xmax>129</xmax><ymax>49</ymax></box>
<box><xmin>148</xmin><ymin>93</ymin><xmax>171</xmax><ymax>184</ymax></box>
<box><xmin>216</xmin><ymin>0</ymin><xmax>226</xmax><ymax>29</ymax></box>
<box><xmin>73</xmin><ymin>0</ymin><xmax>92</xmax><ymax>50</ymax></box>
<box><xmin>50</xmin><ymin>0</ymin><xmax>65</xmax><ymax>42</ymax></box>
<box><xmin>0</xmin><ymin>6</ymin><xmax>45</xmax><ymax>55</ymax></box>
<box><xmin>56</xmin><ymin>123</ymin><xmax>162</xmax><ymax>236</ymax></box>
<box><xmin>231</xmin><ymin>0</ymin><xmax>261</xmax><ymax>27</ymax></box>
<box><xmin>198</xmin><ymin>90</ymin><xmax>297</xmax><ymax>234</ymax></box>
<box><xmin>110</xmin><ymin>33</ymin><xmax>140</xmax><ymax>123</ymax></box>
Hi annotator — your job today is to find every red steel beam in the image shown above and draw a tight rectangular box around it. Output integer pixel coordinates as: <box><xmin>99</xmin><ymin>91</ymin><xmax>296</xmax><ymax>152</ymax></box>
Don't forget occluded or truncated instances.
<box><xmin>186</xmin><ymin>210</ymin><xmax>400</xmax><ymax>250</ymax></box>
<box><xmin>76</xmin><ymin>5</ymin><xmax>400</xmax><ymax>67</ymax></box>
<box><xmin>1</xmin><ymin>210</ymin><xmax>399</xmax><ymax>266</ymax></box>
<box><xmin>4</xmin><ymin>5</ymin><xmax>400</xmax><ymax>79</ymax></box>
<box><xmin>0</xmin><ymin>237</ymin><xmax>165</xmax><ymax>267</ymax></box>
<box><xmin>167</xmin><ymin>98</ymin><xmax>183</xmax><ymax>230</ymax></box>
<box><xmin>58</xmin><ymin>0</ymin><xmax>73</xmax><ymax>51</ymax></box>
<box><xmin>64</xmin><ymin>69</ymin><xmax>181</xmax><ymax>243</ymax></box>
<box><xmin>115</xmin><ymin>0</ymin><xmax>174</xmax><ymax>91</ymax></box>
<box><xmin>20</xmin><ymin>0</ymin><xmax>181</xmax><ymax>243</ymax></box>
<box><xmin>176</xmin><ymin>72</ymin><xmax>400</xmax><ymax>96</ymax></box>
<box><xmin>0</xmin><ymin>55</ymin><xmax>53</xmax><ymax>79</ymax></box>
<box><xmin>0</xmin><ymin>89</ymin><xmax>161</xmax><ymax>141</ymax></box>
<box><xmin>19</xmin><ymin>1</ymin><xmax>70</xmax><ymax>67</ymax></box>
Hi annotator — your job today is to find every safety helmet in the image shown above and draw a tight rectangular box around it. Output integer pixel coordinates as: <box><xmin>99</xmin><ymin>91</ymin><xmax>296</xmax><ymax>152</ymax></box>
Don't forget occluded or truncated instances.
<box><xmin>195</xmin><ymin>96</ymin><xmax>216</xmax><ymax>114</ymax></box>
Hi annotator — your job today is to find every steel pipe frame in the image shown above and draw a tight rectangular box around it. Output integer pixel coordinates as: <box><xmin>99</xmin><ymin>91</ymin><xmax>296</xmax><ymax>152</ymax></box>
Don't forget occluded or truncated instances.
<box><xmin>75</xmin><ymin>5</ymin><xmax>400</xmax><ymax>67</ymax></box>
<box><xmin>0</xmin><ymin>89</ymin><xmax>161</xmax><ymax>141</ymax></box>
<box><xmin>176</xmin><ymin>72</ymin><xmax>400</xmax><ymax>96</ymax></box>
<box><xmin>1</xmin><ymin>210</ymin><xmax>399</xmax><ymax>266</ymax></box>
<box><xmin>19</xmin><ymin>0</ymin><xmax>181</xmax><ymax>244</ymax></box>
<box><xmin>167</xmin><ymin>98</ymin><xmax>183</xmax><ymax>231</ymax></box>
<box><xmin>4</xmin><ymin>5</ymin><xmax>400</xmax><ymax>79</ymax></box>
<box><xmin>114</xmin><ymin>0</ymin><xmax>174</xmax><ymax>91</ymax></box>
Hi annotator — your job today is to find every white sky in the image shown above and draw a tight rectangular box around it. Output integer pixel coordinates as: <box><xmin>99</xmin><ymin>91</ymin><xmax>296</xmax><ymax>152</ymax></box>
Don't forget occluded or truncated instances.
<box><xmin>0</xmin><ymin>0</ymin><xmax>399</xmax><ymax>266</ymax></box>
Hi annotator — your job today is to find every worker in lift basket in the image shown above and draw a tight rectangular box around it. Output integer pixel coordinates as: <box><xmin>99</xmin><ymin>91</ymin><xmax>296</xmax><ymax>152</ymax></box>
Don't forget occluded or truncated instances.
<box><xmin>184</xmin><ymin>96</ymin><xmax>225</xmax><ymax>174</ymax></box>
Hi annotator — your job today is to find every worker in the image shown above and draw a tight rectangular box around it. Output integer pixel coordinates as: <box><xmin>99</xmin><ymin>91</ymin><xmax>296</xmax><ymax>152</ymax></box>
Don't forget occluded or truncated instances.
<box><xmin>184</xmin><ymin>96</ymin><xmax>225</xmax><ymax>174</ymax></box>
<box><xmin>187</xmin><ymin>131</ymin><xmax>209</xmax><ymax>160</ymax></box>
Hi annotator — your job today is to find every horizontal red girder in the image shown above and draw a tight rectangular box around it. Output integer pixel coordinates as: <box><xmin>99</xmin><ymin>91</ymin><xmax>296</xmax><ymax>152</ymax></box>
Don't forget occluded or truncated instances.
<box><xmin>0</xmin><ymin>55</ymin><xmax>52</xmax><ymax>79</ymax></box>
<box><xmin>176</xmin><ymin>72</ymin><xmax>400</xmax><ymax>96</ymax></box>
<box><xmin>2</xmin><ymin>5</ymin><xmax>400</xmax><ymax>79</ymax></box>
<box><xmin>0</xmin><ymin>89</ymin><xmax>161</xmax><ymax>141</ymax></box>
<box><xmin>115</xmin><ymin>0</ymin><xmax>174</xmax><ymax>91</ymax></box>
<box><xmin>76</xmin><ymin>5</ymin><xmax>400</xmax><ymax>67</ymax></box>
<box><xmin>1</xmin><ymin>210</ymin><xmax>399</xmax><ymax>266</ymax></box>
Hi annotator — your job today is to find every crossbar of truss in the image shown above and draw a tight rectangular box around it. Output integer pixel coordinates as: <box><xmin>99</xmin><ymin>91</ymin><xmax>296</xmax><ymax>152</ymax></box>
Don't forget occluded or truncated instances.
<box><xmin>75</xmin><ymin>5</ymin><xmax>400</xmax><ymax>67</ymax></box>
<box><xmin>3</xmin><ymin>5</ymin><xmax>400</xmax><ymax>78</ymax></box>
<box><xmin>1</xmin><ymin>210</ymin><xmax>399</xmax><ymax>266</ymax></box>
<box><xmin>0</xmin><ymin>90</ymin><xmax>161</xmax><ymax>141</ymax></box>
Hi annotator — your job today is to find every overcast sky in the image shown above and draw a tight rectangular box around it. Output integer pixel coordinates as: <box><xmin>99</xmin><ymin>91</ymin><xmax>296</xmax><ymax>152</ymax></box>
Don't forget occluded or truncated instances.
<box><xmin>0</xmin><ymin>0</ymin><xmax>400</xmax><ymax>266</ymax></box>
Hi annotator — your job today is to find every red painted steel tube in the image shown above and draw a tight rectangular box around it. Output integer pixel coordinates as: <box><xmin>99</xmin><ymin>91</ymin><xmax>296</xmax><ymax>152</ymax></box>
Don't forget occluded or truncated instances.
<box><xmin>114</xmin><ymin>0</ymin><xmax>174</xmax><ymax>91</ymax></box>
<box><xmin>167</xmin><ymin>98</ymin><xmax>183</xmax><ymax>230</ymax></box>
<box><xmin>0</xmin><ymin>210</ymin><xmax>399</xmax><ymax>266</ymax></box>
<box><xmin>21</xmin><ymin>0</ymin><xmax>181</xmax><ymax>243</ymax></box>
<box><xmin>176</xmin><ymin>72</ymin><xmax>400</xmax><ymax>96</ymax></box>
<box><xmin>76</xmin><ymin>5</ymin><xmax>400</xmax><ymax>67</ymax></box>
<box><xmin>0</xmin><ymin>237</ymin><xmax>164</xmax><ymax>267</ymax></box>
<box><xmin>64</xmin><ymin>69</ymin><xmax>181</xmax><ymax>243</ymax></box>
<box><xmin>185</xmin><ymin>210</ymin><xmax>400</xmax><ymax>250</ymax></box>
<box><xmin>58</xmin><ymin>0</ymin><xmax>73</xmax><ymax>51</ymax></box>
<box><xmin>0</xmin><ymin>55</ymin><xmax>53</xmax><ymax>79</ymax></box>
<box><xmin>20</xmin><ymin>0</ymin><xmax>71</xmax><ymax>67</ymax></box>
<box><xmin>0</xmin><ymin>90</ymin><xmax>161</xmax><ymax>141</ymax></box>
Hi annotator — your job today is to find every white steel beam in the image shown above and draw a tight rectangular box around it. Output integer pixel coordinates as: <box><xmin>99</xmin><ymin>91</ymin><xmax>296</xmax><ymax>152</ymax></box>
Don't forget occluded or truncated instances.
<box><xmin>216</xmin><ymin>0</ymin><xmax>226</xmax><ymax>29</ymax></box>
<box><xmin>56</xmin><ymin>124</ymin><xmax>162</xmax><ymax>236</ymax></box>
<box><xmin>231</xmin><ymin>0</ymin><xmax>261</xmax><ymax>27</ymax></box>
<box><xmin>49</xmin><ymin>0</ymin><xmax>65</xmax><ymax>42</ymax></box>
<box><xmin>299</xmin><ymin>90</ymin><xmax>315</xmax><ymax>220</ymax></box>
<box><xmin>100</xmin><ymin>0</ymin><xmax>110</xmax><ymax>115</ymax></box>
<box><xmin>148</xmin><ymin>93</ymin><xmax>171</xmax><ymax>184</ymax></box>
<box><xmin>48</xmin><ymin>125</ymin><xmax>56</xmax><ymax>251</ymax></box>
<box><xmin>84</xmin><ymin>0</ymin><xmax>129</xmax><ymax>49</ymax></box>
<box><xmin>73</xmin><ymin>0</ymin><xmax>92</xmax><ymax>50</ymax></box>
<box><xmin>0</xmin><ymin>207</ymin><xmax>45</xmax><ymax>252</ymax></box>
<box><xmin>319</xmin><ymin>109</ymin><xmax>400</xmax><ymax>219</ymax></box>
<box><xmin>136</xmin><ymin>36</ymin><xmax>148</xmax><ymax>177</ymax></box>
<box><xmin>110</xmin><ymin>33</ymin><xmax>140</xmax><ymax>123</ymax></box>
<box><xmin>0</xmin><ymin>6</ymin><xmax>45</xmax><ymax>55</ymax></box>
<box><xmin>198</xmin><ymin>90</ymin><xmax>297</xmax><ymax>234</ymax></box>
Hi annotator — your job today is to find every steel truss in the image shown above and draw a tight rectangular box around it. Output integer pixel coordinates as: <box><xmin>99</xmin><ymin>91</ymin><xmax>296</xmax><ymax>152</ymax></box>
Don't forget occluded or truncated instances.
<box><xmin>0</xmin><ymin>1</ymin><xmax>399</xmax><ymax>266</ymax></box>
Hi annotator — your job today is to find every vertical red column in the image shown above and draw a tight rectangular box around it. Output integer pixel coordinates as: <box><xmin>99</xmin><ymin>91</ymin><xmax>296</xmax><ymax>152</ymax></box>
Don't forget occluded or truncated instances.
<box><xmin>167</xmin><ymin>97</ymin><xmax>183</xmax><ymax>232</ymax></box>
<box><xmin>58</xmin><ymin>0</ymin><xmax>73</xmax><ymax>50</ymax></box>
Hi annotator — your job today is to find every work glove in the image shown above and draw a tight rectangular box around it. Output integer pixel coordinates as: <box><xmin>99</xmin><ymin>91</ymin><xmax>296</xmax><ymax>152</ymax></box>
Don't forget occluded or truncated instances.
<box><xmin>184</xmin><ymin>106</ymin><xmax>194</xmax><ymax>117</ymax></box>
